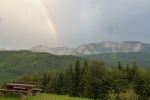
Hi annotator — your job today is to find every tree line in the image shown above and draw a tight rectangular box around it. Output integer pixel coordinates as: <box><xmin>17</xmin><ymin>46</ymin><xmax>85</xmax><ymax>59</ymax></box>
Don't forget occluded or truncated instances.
<box><xmin>2</xmin><ymin>60</ymin><xmax>150</xmax><ymax>100</ymax></box>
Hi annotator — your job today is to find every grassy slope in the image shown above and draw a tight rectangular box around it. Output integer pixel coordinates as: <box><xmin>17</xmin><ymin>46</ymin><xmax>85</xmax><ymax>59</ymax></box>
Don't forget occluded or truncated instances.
<box><xmin>0</xmin><ymin>94</ymin><xmax>89</xmax><ymax>100</ymax></box>
<box><xmin>81</xmin><ymin>52</ymin><xmax>150</xmax><ymax>69</ymax></box>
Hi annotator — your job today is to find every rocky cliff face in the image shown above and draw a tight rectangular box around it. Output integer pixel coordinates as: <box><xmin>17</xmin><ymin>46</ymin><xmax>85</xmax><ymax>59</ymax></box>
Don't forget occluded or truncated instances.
<box><xmin>29</xmin><ymin>41</ymin><xmax>150</xmax><ymax>55</ymax></box>
<box><xmin>72</xmin><ymin>41</ymin><xmax>147</xmax><ymax>55</ymax></box>
<box><xmin>29</xmin><ymin>45</ymin><xmax>74</xmax><ymax>55</ymax></box>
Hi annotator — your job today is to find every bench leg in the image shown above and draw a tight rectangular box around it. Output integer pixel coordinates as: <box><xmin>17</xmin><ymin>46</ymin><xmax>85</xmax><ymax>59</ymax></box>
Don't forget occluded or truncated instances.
<box><xmin>34</xmin><ymin>91</ymin><xmax>41</xmax><ymax>96</ymax></box>
<box><xmin>29</xmin><ymin>92</ymin><xmax>32</xmax><ymax>96</ymax></box>
<box><xmin>1</xmin><ymin>92</ymin><xmax>6</xmax><ymax>97</ymax></box>
<box><xmin>20</xmin><ymin>93</ymin><xmax>28</xmax><ymax>99</ymax></box>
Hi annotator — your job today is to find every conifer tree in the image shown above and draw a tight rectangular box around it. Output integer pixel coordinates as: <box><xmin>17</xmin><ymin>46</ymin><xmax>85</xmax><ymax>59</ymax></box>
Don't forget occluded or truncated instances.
<box><xmin>73</xmin><ymin>59</ymin><xmax>81</xmax><ymax>97</ymax></box>
<box><xmin>83</xmin><ymin>65</ymin><xmax>93</xmax><ymax>98</ymax></box>
<box><xmin>31</xmin><ymin>72</ymin><xmax>41</xmax><ymax>81</ymax></box>
<box><xmin>44</xmin><ymin>72</ymin><xmax>59</xmax><ymax>94</ymax></box>
<box><xmin>19</xmin><ymin>73</ymin><xmax>31</xmax><ymax>81</ymax></box>
<box><xmin>43</xmin><ymin>71</ymin><xmax>48</xmax><ymax>87</ymax></box>
<box><xmin>61</xmin><ymin>64</ymin><xmax>74</xmax><ymax>96</ymax></box>
<box><xmin>78</xmin><ymin>60</ymin><xmax>89</xmax><ymax>97</ymax></box>
<box><xmin>66</xmin><ymin>64</ymin><xmax>74</xmax><ymax>96</ymax></box>
<box><xmin>131</xmin><ymin>62</ymin><xmax>138</xmax><ymax>83</ymax></box>
<box><xmin>118</xmin><ymin>61</ymin><xmax>123</xmax><ymax>70</ymax></box>
<box><xmin>56</xmin><ymin>72</ymin><xmax>64</xmax><ymax>94</ymax></box>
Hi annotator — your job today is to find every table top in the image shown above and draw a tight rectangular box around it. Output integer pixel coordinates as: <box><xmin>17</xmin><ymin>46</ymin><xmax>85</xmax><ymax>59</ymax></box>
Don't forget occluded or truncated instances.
<box><xmin>6</xmin><ymin>83</ymin><xmax>36</xmax><ymax>88</ymax></box>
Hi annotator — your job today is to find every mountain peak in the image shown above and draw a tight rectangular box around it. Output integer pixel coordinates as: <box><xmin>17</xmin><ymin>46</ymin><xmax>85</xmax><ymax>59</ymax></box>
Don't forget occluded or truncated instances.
<box><xmin>30</xmin><ymin>45</ymin><xmax>74</xmax><ymax>55</ymax></box>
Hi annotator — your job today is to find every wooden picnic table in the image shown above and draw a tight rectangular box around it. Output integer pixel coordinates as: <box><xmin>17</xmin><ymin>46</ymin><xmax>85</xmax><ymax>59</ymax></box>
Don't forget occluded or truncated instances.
<box><xmin>6</xmin><ymin>83</ymin><xmax>36</xmax><ymax>96</ymax></box>
<box><xmin>0</xmin><ymin>81</ymin><xmax>43</xmax><ymax>98</ymax></box>
<box><xmin>16</xmin><ymin>81</ymin><xmax>43</xmax><ymax>96</ymax></box>
<box><xmin>0</xmin><ymin>83</ymin><xmax>36</xmax><ymax>98</ymax></box>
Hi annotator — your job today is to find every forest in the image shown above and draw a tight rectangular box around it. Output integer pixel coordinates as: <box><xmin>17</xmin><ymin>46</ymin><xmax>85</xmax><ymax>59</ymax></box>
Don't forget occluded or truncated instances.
<box><xmin>2</xmin><ymin>60</ymin><xmax>150</xmax><ymax>100</ymax></box>
<box><xmin>0</xmin><ymin>51</ymin><xmax>87</xmax><ymax>85</ymax></box>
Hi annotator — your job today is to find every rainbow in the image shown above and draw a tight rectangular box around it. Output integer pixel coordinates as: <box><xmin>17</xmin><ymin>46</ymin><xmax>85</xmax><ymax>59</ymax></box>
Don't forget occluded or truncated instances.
<box><xmin>38</xmin><ymin>0</ymin><xmax>59</xmax><ymax>46</ymax></box>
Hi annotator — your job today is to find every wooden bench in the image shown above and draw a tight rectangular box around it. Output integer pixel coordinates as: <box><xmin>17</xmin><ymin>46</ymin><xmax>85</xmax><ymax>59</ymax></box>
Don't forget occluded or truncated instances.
<box><xmin>32</xmin><ymin>88</ymin><xmax>42</xmax><ymax>96</ymax></box>
<box><xmin>16</xmin><ymin>81</ymin><xmax>43</xmax><ymax>88</ymax></box>
<box><xmin>16</xmin><ymin>81</ymin><xmax>43</xmax><ymax>96</ymax></box>
<box><xmin>0</xmin><ymin>89</ymin><xmax>29</xmax><ymax>98</ymax></box>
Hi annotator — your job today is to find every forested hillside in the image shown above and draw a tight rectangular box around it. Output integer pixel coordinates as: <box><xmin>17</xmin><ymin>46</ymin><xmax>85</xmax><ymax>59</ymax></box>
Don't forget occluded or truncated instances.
<box><xmin>81</xmin><ymin>52</ymin><xmax>150</xmax><ymax>69</ymax></box>
<box><xmin>14</xmin><ymin>60</ymin><xmax>150</xmax><ymax>100</ymax></box>
<box><xmin>0</xmin><ymin>51</ymin><xmax>88</xmax><ymax>85</ymax></box>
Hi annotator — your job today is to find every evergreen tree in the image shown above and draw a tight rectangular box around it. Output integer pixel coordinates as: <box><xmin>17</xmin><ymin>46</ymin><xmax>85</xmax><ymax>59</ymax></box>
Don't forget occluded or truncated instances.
<box><xmin>83</xmin><ymin>66</ymin><xmax>93</xmax><ymax>98</ymax></box>
<box><xmin>68</xmin><ymin>64</ymin><xmax>74</xmax><ymax>96</ymax></box>
<box><xmin>78</xmin><ymin>60</ymin><xmax>89</xmax><ymax>97</ymax></box>
<box><xmin>118</xmin><ymin>61</ymin><xmax>123</xmax><ymax>70</ymax></box>
<box><xmin>125</xmin><ymin>64</ymin><xmax>130</xmax><ymax>72</ymax></box>
<box><xmin>56</xmin><ymin>72</ymin><xmax>64</xmax><ymax>94</ymax></box>
<box><xmin>73</xmin><ymin>59</ymin><xmax>81</xmax><ymax>97</ymax></box>
<box><xmin>88</xmin><ymin>60</ymin><xmax>105</xmax><ymax>99</ymax></box>
<box><xmin>31</xmin><ymin>72</ymin><xmax>41</xmax><ymax>81</ymax></box>
<box><xmin>19</xmin><ymin>73</ymin><xmax>31</xmax><ymax>81</ymax></box>
<box><xmin>42</xmin><ymin>71</ymin><xmax>48</xmax><ymax>87</ymax></box>
<box><xmin>62</xmin><ymin>64</ymin><xmax>74</xmax><ymax>96</ymax></box>
<box><xmin>125</xmin><ymin>64</ymin><xmax>132</xmax><ymax>83</ymax></box>
<box><xmin>44</xmin><ymin>72</ymin><xmax>59</xmax><ymax>94</ymax></box>
<box><xmin>131</xmin><ymin>62</ymin><xmax>138</xmax><ymax>83</ymax></box>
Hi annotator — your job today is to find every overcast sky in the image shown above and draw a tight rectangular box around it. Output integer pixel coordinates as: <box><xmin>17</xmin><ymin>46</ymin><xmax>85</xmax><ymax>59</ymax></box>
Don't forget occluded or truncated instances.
<box><xmin>0</xmin><ymin>0</ymin><xmax>150</xmax><ymax>49</ymax></box>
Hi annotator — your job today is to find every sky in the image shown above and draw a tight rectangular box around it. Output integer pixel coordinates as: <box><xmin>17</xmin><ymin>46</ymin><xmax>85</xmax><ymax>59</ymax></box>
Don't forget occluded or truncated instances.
<box><xmin>0</xmin><ymin>0</ymin><xmax>150</xmax><ymax>50</ymax></box>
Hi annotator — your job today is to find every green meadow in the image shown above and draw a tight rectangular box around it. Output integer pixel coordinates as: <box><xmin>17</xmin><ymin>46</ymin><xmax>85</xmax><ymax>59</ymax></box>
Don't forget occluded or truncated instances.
<box><xmin>0</xmin><ymin>93</ymin><xmax>89</xmax><ymax>100</ymax></box>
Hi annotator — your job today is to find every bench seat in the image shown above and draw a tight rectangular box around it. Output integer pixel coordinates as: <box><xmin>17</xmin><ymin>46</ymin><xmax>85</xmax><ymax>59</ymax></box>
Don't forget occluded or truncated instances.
<box><xmin>0</xmin><ymin>89</ymin><xmax>29</xmax><ymax>98</ymax></box>
<box><xmin>13</xmin><ymin>87</ymin><xmax>26</xmax><ymax>90</ymax></box>
<box><xmin>16</xmin><ymin>81</ymin><xmax>43</xmax><ymax>96</ymax></box>
<box><xmin>32</xmin><ymin>88</ymin><xmax>42</xmax><ymax>96</ymax></box>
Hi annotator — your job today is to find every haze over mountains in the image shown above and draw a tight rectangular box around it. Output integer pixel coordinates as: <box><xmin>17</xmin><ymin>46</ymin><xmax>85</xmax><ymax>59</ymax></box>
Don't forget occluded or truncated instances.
<box><xmin>29</xmin><ymin>41</ymin><xmax>150</xmax><ymax>55</ymax></box>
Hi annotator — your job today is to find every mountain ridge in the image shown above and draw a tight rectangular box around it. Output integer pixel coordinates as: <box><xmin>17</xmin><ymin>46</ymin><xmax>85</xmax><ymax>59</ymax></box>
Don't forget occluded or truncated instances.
<box><xmin>1</xmin><ymin>41</ymin><xmax>150</xmax><ymax>55</ymax></box>
<box><xmin>29</xmin><ymin>41</ymin><xmax>150</xmax><ymax>55</ymax></box>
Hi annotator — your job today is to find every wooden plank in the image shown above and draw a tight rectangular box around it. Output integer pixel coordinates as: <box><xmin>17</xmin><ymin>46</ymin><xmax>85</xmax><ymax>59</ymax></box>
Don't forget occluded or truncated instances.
<box><xmin>0</xmin><ymin>89</ymin><xmax>29</xmax><ymax>98</ymax></box>
<box><xmin>16</xmin><ymin>81</ymin><xmax>43</xmax><ymax>88</ymax></box>
<box><xmin>13</xmin><ymin>87</ymin><xmax>26</xmax><ymax>90</ymax></box>
<box><xmin>0</xmin><ymin>89</ymin><xmax>28</xmax><ymax>93</ymax></box>
<box><xmin>32</xmin><ymin>88</ymin><xmax>42</xmax><ymax>91</ymax></box>
<box><xmin>17</xmin><ymin>81</ymin><xmax>42</xmax><ymax>85</ymax></box>
<box><xmin>6</xmin><ymin>84</ymin><xmax>35</xmax><ymax>88</ymax></box>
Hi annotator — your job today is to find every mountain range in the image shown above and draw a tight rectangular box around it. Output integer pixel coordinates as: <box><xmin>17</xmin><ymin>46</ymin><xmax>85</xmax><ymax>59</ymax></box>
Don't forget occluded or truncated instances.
<box><xmin>1</xmin><ymin>41</ymin><xmax>150</xmax><ymax>55</ymax></box>
<box><xmin>29</xmin><ymin>41</ymin><xmax>150</xmax><ymax>55</ymax></box>
<box><xmin>1</xmin><ymin>41</ymin><xmax>150</xmax><ymax>85</ymax></box>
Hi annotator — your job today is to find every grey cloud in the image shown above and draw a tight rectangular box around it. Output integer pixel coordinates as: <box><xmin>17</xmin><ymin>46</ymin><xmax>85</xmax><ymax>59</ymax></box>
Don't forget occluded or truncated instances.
<box><xmin>0</xmin><ymin>17</ymin><xmax>2</xmax><ymax>23</ymax></box>
<box><xmin>0</xmin><ymin>0</ymin><xmax>150</xmax><ymax>49</ymax></box>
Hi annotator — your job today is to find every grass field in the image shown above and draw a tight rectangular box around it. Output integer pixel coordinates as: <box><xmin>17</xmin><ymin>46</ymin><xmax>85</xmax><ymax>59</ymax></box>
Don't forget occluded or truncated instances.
<box><xmin>0</xmin><ymin>93</ymin><xmax>89</xmax><ymax>100</ymax></box>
